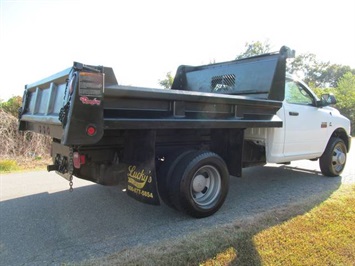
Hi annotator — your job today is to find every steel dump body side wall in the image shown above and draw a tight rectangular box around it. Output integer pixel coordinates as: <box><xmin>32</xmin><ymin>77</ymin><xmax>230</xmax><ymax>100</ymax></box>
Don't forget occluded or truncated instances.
<box><xmin>103</xmin><ymin>85</ymin><xmax>282</xmax><ymax>130</ymax></box>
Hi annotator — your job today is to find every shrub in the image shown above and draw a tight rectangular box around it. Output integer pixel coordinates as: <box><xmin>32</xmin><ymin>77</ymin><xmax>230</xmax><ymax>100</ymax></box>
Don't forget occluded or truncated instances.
<box><xmin>0</xmin><ymin>110</ymin><xmax>51</xmax><ymax>158</ymax></box>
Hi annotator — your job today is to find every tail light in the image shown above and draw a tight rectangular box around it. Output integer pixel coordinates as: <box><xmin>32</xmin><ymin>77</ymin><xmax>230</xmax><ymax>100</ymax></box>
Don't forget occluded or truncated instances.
<box><xmin>73</xmin><ymin>152</ymin><xmax>86</xmax><ymax>169</ymax></box>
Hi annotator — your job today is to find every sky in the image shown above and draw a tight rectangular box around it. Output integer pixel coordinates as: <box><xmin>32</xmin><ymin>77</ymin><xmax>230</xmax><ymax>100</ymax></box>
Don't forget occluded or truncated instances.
<box><xmin>1</xmin><ymin>0</ymin><xmax>355</xmax><ymax>101</ymax></box>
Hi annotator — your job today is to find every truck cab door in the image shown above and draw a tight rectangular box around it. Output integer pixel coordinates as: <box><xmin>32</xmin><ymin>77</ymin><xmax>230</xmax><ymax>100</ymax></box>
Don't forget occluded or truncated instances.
<box><xmin>282</xmin><ymin>79</ymin><xmax>329</xmax><ymax>160</ymax></box>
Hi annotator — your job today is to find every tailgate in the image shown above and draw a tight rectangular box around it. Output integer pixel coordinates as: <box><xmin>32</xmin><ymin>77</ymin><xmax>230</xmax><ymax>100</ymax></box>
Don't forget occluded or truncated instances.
<box><xmin>19</xmin><ymin>62</ymin><xmax>105</xmax><ymax>145</ymax></box>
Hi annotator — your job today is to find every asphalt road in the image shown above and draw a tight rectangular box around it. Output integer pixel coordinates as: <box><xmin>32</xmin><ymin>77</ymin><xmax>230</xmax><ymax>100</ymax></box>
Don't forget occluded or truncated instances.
<box><xmin>1</xmin><ymin>148</ymin><xmax>354</xmax><ymax>265</ymax></box>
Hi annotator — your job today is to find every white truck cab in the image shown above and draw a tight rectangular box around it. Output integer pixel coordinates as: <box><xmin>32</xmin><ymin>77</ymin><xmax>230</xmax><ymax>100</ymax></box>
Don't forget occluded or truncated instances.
<box><xmin>245</xmin><ymin>74</ymin><xmax>351</xmax><ymax>177</ymax></box>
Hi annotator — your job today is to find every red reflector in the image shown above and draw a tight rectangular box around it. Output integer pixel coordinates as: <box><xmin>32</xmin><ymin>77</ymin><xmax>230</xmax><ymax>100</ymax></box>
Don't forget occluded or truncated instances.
<box><xmin>80</xmin><ymin>155</ymin><xmax>86</xmax><ymax>165</ymax></box>
<box><xmin>86</xmin><ymin>125</ymin><xmax>96</xmax><ymax>136</ymax></box>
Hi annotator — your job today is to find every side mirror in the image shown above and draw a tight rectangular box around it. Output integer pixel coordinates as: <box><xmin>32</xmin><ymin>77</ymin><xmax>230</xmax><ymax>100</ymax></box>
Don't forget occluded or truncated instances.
<box><xmin>319</xmin><ymin>93</ymin><xmax>337</xmax><ymax>107</ymax></box>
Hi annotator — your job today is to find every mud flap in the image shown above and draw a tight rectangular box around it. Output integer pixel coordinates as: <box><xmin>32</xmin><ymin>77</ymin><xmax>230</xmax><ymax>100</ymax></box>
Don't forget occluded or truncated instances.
<box><xmin>123</xmin><ymin>130</ymin><xmax>160</xmax><ymax>205</ymax></box>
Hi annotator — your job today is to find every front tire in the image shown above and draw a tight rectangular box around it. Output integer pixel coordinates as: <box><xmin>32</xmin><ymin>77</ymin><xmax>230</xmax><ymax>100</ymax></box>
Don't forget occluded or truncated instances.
<box><xmin>319</xmin><ymin>137</ymin><xmax>347</xmax><ymax>177</ymax></box>
<box><xmin>169</xmin><ymin>151</ymin><xmax>229</xmax><ymax>218</ymax></box>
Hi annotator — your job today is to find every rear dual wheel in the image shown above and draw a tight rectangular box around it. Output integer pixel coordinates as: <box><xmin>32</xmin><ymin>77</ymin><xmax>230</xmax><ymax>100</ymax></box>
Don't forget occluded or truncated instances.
<box><xmin>157</xmin><ymin>150</ymin><xmax>194</xmax><ymax>208</ymax></box>
<box><xmin>158</xmin><ymin>150</ymin><xmax>229</xmax><ymax>218</ymax></box>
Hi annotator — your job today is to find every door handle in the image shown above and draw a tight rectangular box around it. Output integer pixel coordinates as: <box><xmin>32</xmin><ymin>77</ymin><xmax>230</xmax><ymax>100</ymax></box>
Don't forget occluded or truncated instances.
<box><xmin>289</xmin><ymin>111</ymin><xmax>299</xmax><ymax>116</ymax></box>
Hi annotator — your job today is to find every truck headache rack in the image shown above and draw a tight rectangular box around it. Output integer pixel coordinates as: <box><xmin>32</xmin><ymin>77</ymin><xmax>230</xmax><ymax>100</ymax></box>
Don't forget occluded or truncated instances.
<box><xmin>172</xmin><ymin>46</ymin><xmax>294</xmax><ymax>101</ymax></box>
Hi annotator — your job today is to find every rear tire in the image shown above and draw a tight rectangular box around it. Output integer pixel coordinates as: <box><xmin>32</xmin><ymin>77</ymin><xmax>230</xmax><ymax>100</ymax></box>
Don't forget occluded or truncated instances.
<box><xmin>157</xmin><ymin>150</ymin><xmax>196</xmax><ymax>208</ymax></box>
<box><xmin>169</xmin><ymin>151</ymin><xmax>229</xmax><ymax>218</ymax></box>
<box><xmin>319</xmin><ymin>137</ymin><xmax>347</xmax><ymax>177</ymax></box>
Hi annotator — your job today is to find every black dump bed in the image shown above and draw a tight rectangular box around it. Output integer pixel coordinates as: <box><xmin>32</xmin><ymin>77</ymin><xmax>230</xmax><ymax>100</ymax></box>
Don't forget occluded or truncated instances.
<box><xmin>19</xmin><ymin>46</ymin><xmax>294</xmax><ymax>145</ymax></box>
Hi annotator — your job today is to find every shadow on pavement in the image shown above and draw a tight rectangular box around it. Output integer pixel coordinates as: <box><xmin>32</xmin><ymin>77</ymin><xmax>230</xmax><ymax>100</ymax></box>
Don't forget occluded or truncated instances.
<box><xmin>0</xmin><ymin>162</ymin><xmax>343</xmax><ymax>265</ymax></box>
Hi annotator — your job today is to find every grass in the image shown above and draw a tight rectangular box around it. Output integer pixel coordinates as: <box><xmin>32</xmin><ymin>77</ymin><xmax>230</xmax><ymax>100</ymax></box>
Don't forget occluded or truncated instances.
<box><xmin>0</xmin><ymin>156</ymin><xmax>51</xmax><ymax>173</ymax></box>
<box><xmin>81</xmin><ymin>184</ymin><xmax>355</xmax><ymax>266</ymax></box>
<box><xmin>201</xmin><ymin>247</ymin><xmax>237</xmax><ymax>266</ymax></box>
<box><xmin>253</xmin><ymin>184</ymin><xmax>355</xmax><ymax>265</ymax></box>
<box><xmin>0</xmin><ymin>159</ymin><xmax>20</xmax><ymax>172</ymax></box>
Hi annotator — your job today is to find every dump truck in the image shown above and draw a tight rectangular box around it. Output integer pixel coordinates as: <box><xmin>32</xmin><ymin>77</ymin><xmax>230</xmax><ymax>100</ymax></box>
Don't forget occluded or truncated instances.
<box><xmin>19</xmin><ymin>46</ymin><xmax>351</xmax><ymax>218</ymax></box>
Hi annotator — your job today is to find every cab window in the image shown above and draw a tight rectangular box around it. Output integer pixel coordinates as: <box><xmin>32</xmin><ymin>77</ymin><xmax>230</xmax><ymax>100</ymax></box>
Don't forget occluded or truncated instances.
<box><xmin>285</xmin><ymin>80</ymin><xmax>314</xmax><ymax>105</ymax></box>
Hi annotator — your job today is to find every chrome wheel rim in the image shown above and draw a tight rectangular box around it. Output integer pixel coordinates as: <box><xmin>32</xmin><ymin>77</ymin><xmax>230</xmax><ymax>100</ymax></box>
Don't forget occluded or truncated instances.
<box><xmin>190</xmin><ymin>165</ymin><xmax>221</xmax><ymax>208</ymax></box>
<box><xmin>331</xmin><ymin>143</ymin><xmax>346</xmax><ymax>173</ymax></box>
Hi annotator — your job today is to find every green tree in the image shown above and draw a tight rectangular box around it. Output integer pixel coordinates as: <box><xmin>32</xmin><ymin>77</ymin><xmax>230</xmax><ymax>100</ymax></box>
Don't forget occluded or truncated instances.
<box><xmin>287</xmin><ymin>54</ymin><xmax>355</xmax><ymax>88</ymax></box>
<box><xmin>287</xmin><ymin>53</ymin><xmax>330</xmax><ymax>87</ymax></box>
<box><xmin>320</xmin><ymin>64</ymin><xmax>355</xmax><ymax>88</ymax></box>
<box><xmin>312</xmin><ymin>87</ymin><xmax>334</xmax><ymax>98</ymax></box>
<box><xmin>314</xmin><ymin>72</ymin><xmax>355</xmax><ymax>135</ymax></box>
<box><xmin>334</xmin><ymin>72</ymin><xmax>355</xmax><ymax>135</ymax></box>
<box><xmin>0</xmin><ymin>96</ymin><xmax>22</xmax><ymax>117</ymax></box>
<box><xmin>236</xmin><ymin>41</ymin><xmax>271</xmax><ymax>59</ymax></box>
<box><xmin>158</xmin><ymin>71</ymin><xmax>174</xmax><ymax>89</ymax></box>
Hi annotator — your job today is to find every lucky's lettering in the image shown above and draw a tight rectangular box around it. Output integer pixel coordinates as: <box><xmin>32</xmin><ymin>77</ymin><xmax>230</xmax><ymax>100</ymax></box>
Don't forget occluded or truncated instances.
<box><xmin>127</xmin><ymin>165</ymin><xmax>152</xmax><ymax>189</ymax></box>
